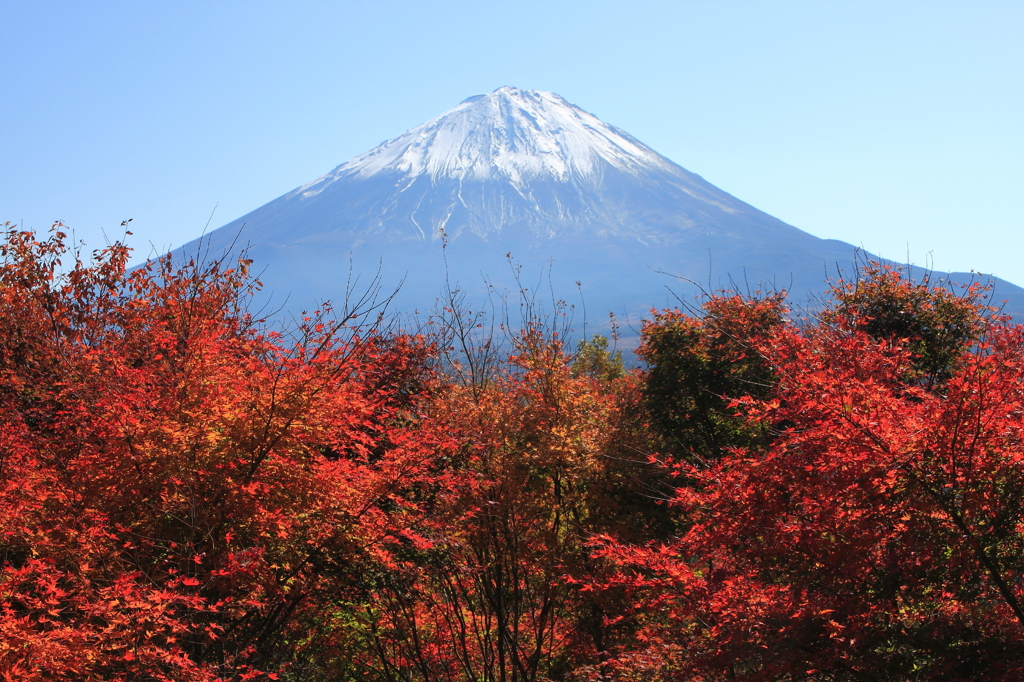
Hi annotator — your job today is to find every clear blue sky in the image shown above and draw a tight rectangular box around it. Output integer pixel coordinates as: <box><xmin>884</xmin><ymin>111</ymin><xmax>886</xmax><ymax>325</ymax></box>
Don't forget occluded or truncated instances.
<box><xmin>2</xmin><ymin>1</ymin><xmax>1021</xmax><ymax>285</ymax></box>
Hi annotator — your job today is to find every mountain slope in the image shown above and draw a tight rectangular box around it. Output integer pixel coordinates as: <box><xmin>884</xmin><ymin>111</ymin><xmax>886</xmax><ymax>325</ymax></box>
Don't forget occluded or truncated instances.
<box><xmin>185</xmin><ymin>87</ymin><xmax>1024</xmax><ymax>324</ymax></box>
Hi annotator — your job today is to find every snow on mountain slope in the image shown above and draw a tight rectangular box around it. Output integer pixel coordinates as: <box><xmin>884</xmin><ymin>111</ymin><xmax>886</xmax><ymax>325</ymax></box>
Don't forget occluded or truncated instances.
<box><xmin>205</xmin><ymin>86</ymin><xmax>770</xmax><ymax>248</ymax></box>
<box><xmin>300</xmin><ymin>87</ymin><xmax>675</xmax><ymax>190</ymax></box>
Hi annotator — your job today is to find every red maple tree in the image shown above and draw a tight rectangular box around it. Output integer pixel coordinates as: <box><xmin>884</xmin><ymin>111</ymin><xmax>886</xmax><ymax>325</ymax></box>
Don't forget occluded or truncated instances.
<box><xmin>596</xmin><ymin>270</ymin><xmax>1024</xmax><ymax>680</ymax></box>
<box><xmin>0</xmin><ymin>225</ymin><xmax>453</xmax><ymax>680</ymax></box>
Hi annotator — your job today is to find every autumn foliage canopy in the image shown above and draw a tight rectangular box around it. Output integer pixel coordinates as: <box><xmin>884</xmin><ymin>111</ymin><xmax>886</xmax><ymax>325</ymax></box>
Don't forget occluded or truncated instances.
<box><xmin>1</xmin><ymin>225</ymin><xmax>1023</xmax><ymax>681</ymax></box>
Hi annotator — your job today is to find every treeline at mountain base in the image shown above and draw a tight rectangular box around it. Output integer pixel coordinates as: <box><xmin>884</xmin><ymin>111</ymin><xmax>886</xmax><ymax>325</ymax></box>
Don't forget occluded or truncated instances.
<box><xmin>2</xmin><ymin>224</ymin><xmax>1024</xmax><ymax>681</ymax></box>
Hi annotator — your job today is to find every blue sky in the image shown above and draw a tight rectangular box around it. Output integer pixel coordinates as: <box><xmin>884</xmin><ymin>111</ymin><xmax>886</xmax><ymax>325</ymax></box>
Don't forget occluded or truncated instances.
<box><xmin>2</xmin><ymin>1</ymin><xmax>1021</xmax><ymax>286</ymax></box>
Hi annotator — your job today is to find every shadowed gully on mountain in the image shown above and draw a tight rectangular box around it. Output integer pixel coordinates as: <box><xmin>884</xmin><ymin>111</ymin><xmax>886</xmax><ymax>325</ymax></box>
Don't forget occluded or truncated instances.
<box><xmin>179</xmin><ymin>87</ymin><xmax>1024</xmax><ymax>325</ymax></box>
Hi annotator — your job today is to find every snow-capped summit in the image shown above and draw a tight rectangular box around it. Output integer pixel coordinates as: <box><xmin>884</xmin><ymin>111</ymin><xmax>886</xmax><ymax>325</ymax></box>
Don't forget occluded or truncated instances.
<box><xmin>302</xmin><ymin>86</ymin><xmax>674</xmax><ymax>190</ymax></box>
<box><xmin>226</xmin><ymin>86</ymin><xmax>751</xmax><ymax>245</ymax></box>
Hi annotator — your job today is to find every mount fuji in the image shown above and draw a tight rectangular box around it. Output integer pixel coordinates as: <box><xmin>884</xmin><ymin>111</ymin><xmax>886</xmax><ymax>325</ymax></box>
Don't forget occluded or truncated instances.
<box><xmin>183</xmin><ymin>86</ymin><xmax>1024</xmax><ymax>325</ymax></box>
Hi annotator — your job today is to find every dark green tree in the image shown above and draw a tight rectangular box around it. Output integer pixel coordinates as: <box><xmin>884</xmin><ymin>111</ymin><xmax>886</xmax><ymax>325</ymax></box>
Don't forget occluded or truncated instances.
<box><xmin>638</xmin><ymin>293</ymin><xmax>785</xmax><ymax>464</ymax></box>
<box><xmin>822</xmin><ymin>262</ymin><xmax>992</xmax><ymax>390</ymax></box>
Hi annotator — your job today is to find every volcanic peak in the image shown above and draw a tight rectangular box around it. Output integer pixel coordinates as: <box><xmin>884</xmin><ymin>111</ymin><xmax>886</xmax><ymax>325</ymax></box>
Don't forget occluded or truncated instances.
<box><xmin>295</xmin><ymin>86</ymin><xmax>675</xmax><ymax>197</ymax></box>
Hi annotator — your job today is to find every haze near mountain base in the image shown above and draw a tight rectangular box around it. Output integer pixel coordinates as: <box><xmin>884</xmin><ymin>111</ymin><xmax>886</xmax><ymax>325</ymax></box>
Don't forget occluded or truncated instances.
<box><xmin>180</xmin><ymin>86</ymin><xmax>1024</xmax><ymax>325</ymax></box>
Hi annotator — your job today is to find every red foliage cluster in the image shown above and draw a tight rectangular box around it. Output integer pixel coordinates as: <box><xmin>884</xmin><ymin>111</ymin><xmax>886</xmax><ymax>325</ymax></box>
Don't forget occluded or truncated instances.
<box><xmin>0</xmin><ymin>226</ymin><xmax>452</xmax><ymax>679</ymax></box>
<box><xmin>2</xmin><ymin>226</ymin><xmax>1023</xmax><ymax>680</ymax></box>
<box><xmin>596</xmin><ymin>275</ymin><xmax>1024</xmax><ymax>680</ymax></box>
